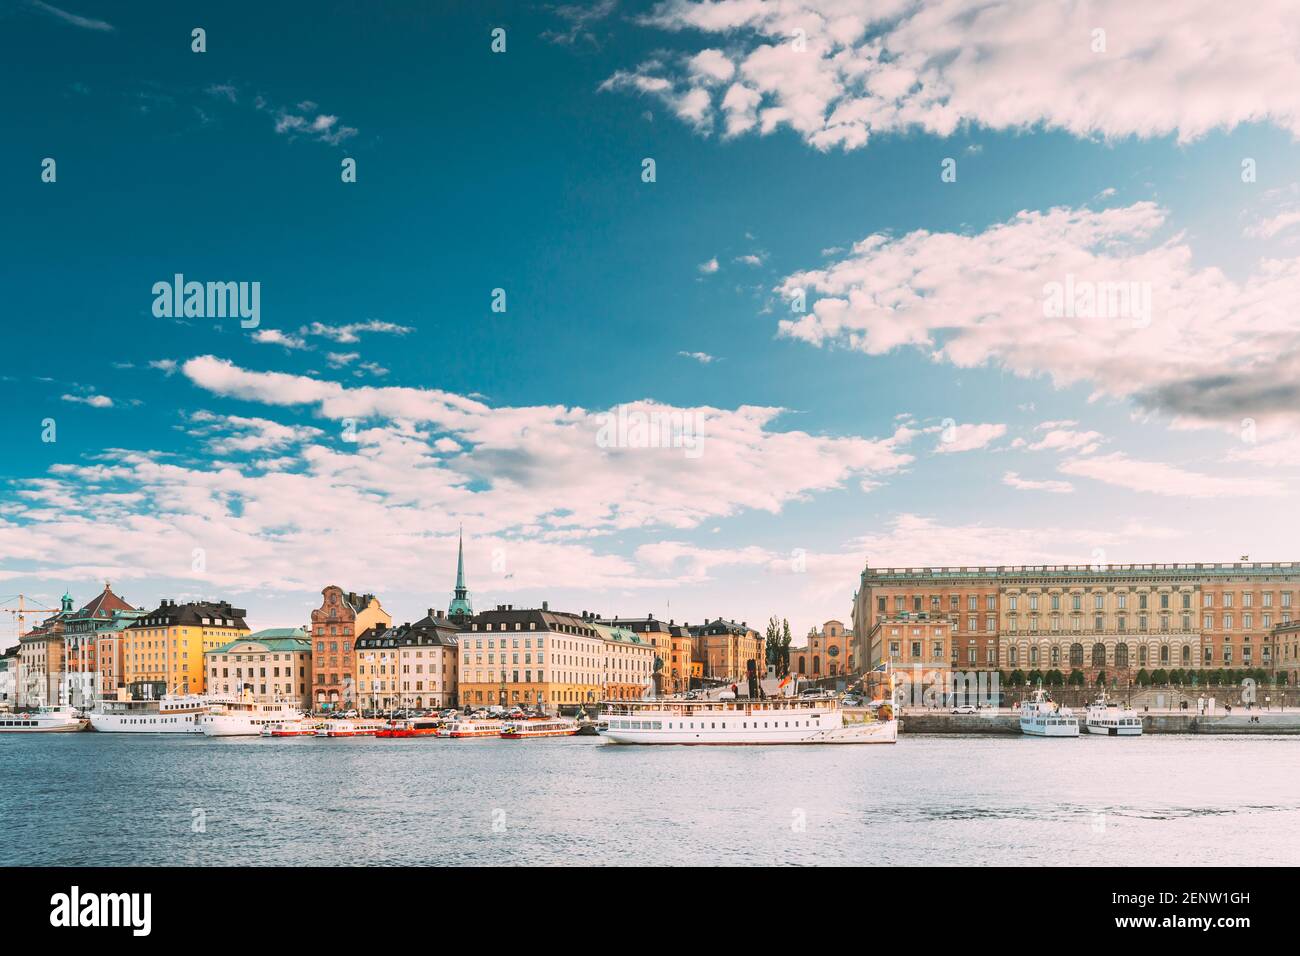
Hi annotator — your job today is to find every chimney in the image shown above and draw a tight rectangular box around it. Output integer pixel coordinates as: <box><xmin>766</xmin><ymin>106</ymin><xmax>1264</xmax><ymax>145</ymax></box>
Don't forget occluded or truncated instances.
<box><xmin>542</xmin><ymin>600</ymin><xmax>549</xmax><ymax>612</ymax></box>
<box><xmin>427</xmin><ymin>608</ymin><xmax>435</xmax><ymax>618</ymax></box>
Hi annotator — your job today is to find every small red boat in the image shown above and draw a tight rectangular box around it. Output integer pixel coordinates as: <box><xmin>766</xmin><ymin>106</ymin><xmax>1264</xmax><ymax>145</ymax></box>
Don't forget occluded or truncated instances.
<box><xmin>376</xmin><ymin>718</ymin><xmax>442</xmax><ymax>738</ymax></box>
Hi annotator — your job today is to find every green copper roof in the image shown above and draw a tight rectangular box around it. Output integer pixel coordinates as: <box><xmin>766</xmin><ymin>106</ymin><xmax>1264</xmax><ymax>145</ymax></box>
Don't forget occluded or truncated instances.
<box><xmin>208</xmin><ymin>628</ymin><xmax>310</xmax><ymax>654</ymax></box>
<box><xmin>449</xmin><ymin>527</ymin><xmax>474</xmax><ymax>617</ymax></box>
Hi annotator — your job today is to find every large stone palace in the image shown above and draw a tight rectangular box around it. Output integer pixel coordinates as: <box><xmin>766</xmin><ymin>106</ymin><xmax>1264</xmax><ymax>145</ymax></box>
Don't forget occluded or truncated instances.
<box><xmin>851</xmin><ymin>561</ymin><xmax>1300</xmax><ymax>685</ymax></box>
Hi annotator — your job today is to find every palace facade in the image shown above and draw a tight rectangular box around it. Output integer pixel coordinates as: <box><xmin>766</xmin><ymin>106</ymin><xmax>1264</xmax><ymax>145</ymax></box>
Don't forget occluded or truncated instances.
<box><xmin>853</xmin><ymin>561</ymin><xmax>1300</xmax><ymax>685</ymax></box>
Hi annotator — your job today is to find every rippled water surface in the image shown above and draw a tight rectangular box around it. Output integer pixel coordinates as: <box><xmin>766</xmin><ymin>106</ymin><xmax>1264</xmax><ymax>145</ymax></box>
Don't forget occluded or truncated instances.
<box><xmin>2</xmin><ymin>733</ymin><xmax>1298</xmax><ymax>865</ymax></box>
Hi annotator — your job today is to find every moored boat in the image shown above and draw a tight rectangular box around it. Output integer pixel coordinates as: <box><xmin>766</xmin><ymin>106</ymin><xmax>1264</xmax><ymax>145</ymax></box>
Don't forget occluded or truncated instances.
<box><xmin>600</xmin><ymin>692</ymin><xmax>897</xmax><ymax>745</ymax></box>
<box><xmin>315</xmin><ymin>718</ymin><xmax>385</xmax><ymax>737</ymax></box>
<box><xmin>0</xmin><ymin>704</ymin><xmax>87</xmax><ymax>733</ymax></box>
<box><xmin>438</xmin><ymin>717</ymin><xmax>504</xmax><ymax>738</ymax></box>
<box><xmin>1084</xmin><ymin>691</ymin><xmax>1143</xmax><ymax>736</ymax></box>
<box><xmin>89</xmin><ymin>693</ymin><xmax>229</xmax><ymax>734</ymax></box>
<box><xmin>375</xmin><ymin>717</ymin><xmax>442</xmax><ymax>738</ymax></box>
<box><xmin>500</xmin><ymin>717</ymin><xmax>578</xmax><ymax>738</ymax></box>
<box><xmin>1019</xmin><ymin>687</ymin><xmax>1080</xmax><ymax>737</ymax></box>
<box><xmin>202</xmin><ymin>694</ymin><xmax>303</xmax><ymax>737</ymax></box>
<box><xmin>262</xmin><ymin>718</ymin><xmax>319</xmax><ymax>737</ymax></box>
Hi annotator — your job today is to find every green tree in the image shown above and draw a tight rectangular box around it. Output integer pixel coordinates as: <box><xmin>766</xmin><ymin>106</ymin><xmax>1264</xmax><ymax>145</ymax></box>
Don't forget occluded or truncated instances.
<box><xmin>765</xmin><ymin>617</ymin><xmax>781</xmax><ymax>670</ymax></box>
<box><xmin>1135</xmin><ymin>668</ymin><xmax>1151</xmax><ymax>687</ymax></box>
<box><xmin>1094</xmin><ymin>669</ymin><xmax>1107</xmax><ymax>687</ymax></box>
<box><xmin>1009</xmin><ymin>669</ymin><xmax>1026</xmax><ymax>687</ymax></box>
<box><xmin>781</xmin><ymin>619</ymin><xmax>793</xmax><ymax>677</ymax></box>
<box><xmin>1151</xmin><ymin>668</ymin><xmax>1169</xmax><ymax>686</ymax></box>
<box><xmin>1068</xmin><ymin>669</ymin><xmax>1085</xmax><ymax>687</ymax></box>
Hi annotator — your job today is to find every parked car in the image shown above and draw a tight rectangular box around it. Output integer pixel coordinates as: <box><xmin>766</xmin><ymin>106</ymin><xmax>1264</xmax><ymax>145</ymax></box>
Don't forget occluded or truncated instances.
<box><xmin>951</xmin><ymin>704</ymin><xmax>978</xmax><ymax>715</ymax></box>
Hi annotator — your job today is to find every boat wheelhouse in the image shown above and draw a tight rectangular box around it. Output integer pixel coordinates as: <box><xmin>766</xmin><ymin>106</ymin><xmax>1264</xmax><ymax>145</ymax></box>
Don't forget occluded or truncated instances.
<box><xmin>376</xmin><ymin>717</ymin><xmax>443</xmax><ymax>738</ymax></box>
<box><xmin>315</xmin><ymin>718</ymin><xmax>385</xmax><ymax>737</ymax></box>
<box><xmin>438</xmin><ymin>717</ymin><xmax>504</xmax><ymax>738</ymax></box>
<box><xmin>600</xmin><ymin>693</ymin><xmax>897</xmax><ymax>745</ymax></box>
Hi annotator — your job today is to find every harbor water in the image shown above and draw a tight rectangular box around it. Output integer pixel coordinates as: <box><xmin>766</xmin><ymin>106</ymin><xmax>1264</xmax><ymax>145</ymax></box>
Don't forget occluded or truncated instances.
<box><xmin>2</xmin><ymin>733</ymin><xmax>1297</xmax><ymax>866</ymax></box>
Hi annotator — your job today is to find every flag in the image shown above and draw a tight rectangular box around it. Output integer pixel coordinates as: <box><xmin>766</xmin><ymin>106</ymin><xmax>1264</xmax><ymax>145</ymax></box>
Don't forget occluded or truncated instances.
<box><xmin>778</xmin><ymin>673</ymin><xmax>792</xmax><ymax>689</ymax></box>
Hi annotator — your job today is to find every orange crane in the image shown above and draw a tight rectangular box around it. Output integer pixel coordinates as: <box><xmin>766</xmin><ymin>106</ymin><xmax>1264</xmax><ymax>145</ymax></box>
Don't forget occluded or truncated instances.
<box><xmin>0</xmin><ymin>594</ymin><xmax>60</xmax><ymax>640</ymax></box>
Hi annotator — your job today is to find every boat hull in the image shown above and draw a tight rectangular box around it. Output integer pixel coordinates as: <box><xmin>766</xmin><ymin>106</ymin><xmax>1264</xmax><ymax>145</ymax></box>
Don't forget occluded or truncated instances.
<box><xmin>88</xmin><ymin>712</ymin><xmax>205</xmax><ymax>734</ymax></box>
<box><xmin>0</xmin><ymin>718</ymin><xmax>87</xmax><ymax>733</ymax></box>
<box><xmin>1085</xmin><ymin>722</ymin><xmax>1142</xmax><ymax>736</ymax></box>
<box><xmin>603</xmin><ymin>718</ymin><xmax>897</xmax><ymax>745</ymax></box>
<box><xmin>1019</xmin><ymin>717</ymin><xmax>1080</xmax><ymax>737</ymax></box>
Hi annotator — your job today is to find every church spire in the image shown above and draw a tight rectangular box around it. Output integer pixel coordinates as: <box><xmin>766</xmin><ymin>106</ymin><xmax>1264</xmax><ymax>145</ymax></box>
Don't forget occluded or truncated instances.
<box><xmin>449</xmin><ymin>526</ymin><xmax>473</xmax><ymax>618</ymax></box>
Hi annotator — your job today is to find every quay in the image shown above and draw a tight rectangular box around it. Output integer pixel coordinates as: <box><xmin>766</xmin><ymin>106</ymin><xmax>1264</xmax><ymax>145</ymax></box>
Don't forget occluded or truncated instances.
<box><xmin>880</xmin><ymin>709</ymin><xmax>1300</xmax><ymax>735</ymax></box>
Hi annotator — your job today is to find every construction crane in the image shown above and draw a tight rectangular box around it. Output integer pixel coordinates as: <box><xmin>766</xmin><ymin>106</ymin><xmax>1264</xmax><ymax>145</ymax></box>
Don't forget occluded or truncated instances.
<box><xmin>0</xmin><ymin>594</ymin><xmax>60</xmax><ymax>641</ymax></box>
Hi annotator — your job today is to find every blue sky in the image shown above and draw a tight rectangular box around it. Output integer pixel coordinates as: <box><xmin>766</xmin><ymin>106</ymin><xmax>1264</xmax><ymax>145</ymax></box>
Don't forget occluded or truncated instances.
<box><xmin>3</xmin><ymin>0</ymin><xmax>1299</xmax><ymax>647</ymax></box>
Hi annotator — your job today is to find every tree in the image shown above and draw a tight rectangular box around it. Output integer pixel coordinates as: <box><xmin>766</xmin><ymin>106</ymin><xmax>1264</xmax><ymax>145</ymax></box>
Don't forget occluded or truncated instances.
<box><xmin>1151</xmin><ymin>668</ymin><xmax>1168</xmax><ymax>686</ymax></box>
<box><xmin>1068</xmin><ymin>669</ymin><xmax>1085</xmax><ymax>687</ymax></box>
<box><xmin>1009</xmin><ymin>669</ymin><xmax>1026</xmax><ymax>687</ymax></box>
<box><xmin>765</xmin><ymin>617</ymin><xmax>781</xmax><ymax>669</ymax></box>
<box><xmin>781</xmin><ymin>619</ymin><xmax>794</xmax><ymax>677</ymax></box>
<box><xmin>1135</xmin><ymin>668</ymin><xmax>1151</xmax><ymax>687</ymax></box>
<box><xmin>1027</xmin><ymin>668</ymin><xmax>1044</xmax><ymax>686</ymax></box>
<box><xmin>1094</xmin><ymin>669</ymin><xmax>1107</xmax><ymax>687</ymax></box>
<box><xmin>1045</xmin><ymin>669</ymin><xmax>1065</xmax><ymax>687</ymax></box>
<box><xmin>1169</xmin><ymin>668</ymin><xmax>1185</xmax><ymax>686</ymax></box>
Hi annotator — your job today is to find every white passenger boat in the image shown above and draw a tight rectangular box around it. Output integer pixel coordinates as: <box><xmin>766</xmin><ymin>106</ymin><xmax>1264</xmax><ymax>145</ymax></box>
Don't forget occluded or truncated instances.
<box><xmin>600</xmin><ymin>693</ymin><xmax>897</xmax><ymax>745</ymax></box>
<box><xmin>1018</xmin><ymin>687</ymin><xmax>1079</xmax><ymax>737</ymax></box>
<box><xmin>261</xmin><ymin>719</ymin><xmax>319</xmax><ymax>737</ymax></box>
<box><xmin>89</xmin><ymin>693</ymin><xmax>229</xmax><ymax>734</ymax></box>
<box><xmin>1084</xmin><ymin>691</ymin><xmax>1143</xmax><ymax>736</ymax></box>
<box><xmin>500</xmin><ymin>718</ymin><xmax>578</xmax><ymax>738</ymax></box>
<box><xmin>0</xmin><ymin>704</ymin><xmax>87</xmax><ymax>733</ymax></box>
<box><xmin>314</xmin><ymin>718</ymin><xmax>385</xmax><ymax>737</ymax></box>
<box><xmin>201</xmin><ymin>695</ymin><xmax>303</xmax><ymax>737</ymax></box>
<box><xmin>438</xmin><ymin>717</ymin><xmax>504</xmax><ymax>738</ymax></box>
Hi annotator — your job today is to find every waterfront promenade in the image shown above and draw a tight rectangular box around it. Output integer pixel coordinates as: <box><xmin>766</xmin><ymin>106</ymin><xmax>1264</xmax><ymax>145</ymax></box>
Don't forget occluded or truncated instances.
<box><xmin>892</xmin><ymin>708</ymin><xmax>1300</xmax><ymax>735</ymax></box>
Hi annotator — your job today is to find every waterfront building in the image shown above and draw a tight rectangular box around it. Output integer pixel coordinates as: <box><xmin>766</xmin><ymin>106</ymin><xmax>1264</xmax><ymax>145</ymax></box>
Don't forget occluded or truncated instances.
<box><xmin>593</xmin><ymin>620</ymin><xmax>656</xmax><ymax>700</ymax></box>
<box><xmin>16</xmin><ymin>592</ymin><xmax>75</xmax><ymax>707</ymax></box>
<box><xmin>852</xmin><ymin>561</ymin><xmax>1300</xmax><ymax>686</ymax></box>
<box><xmin>457</xmin><ymin>603</ymin><xmax>604</xmax><ymax>711</ymax></box>
<box><xmin>0</xmin><ymin>646</ymin><xmax>17</xmax><ymax>710</ymax></box>
<box><xmin>790</xmin><ymin>619</ymin><xmax>855</xmax><ymax>679</ymax></box>
<box><xmin>355</xmin><ymin>610</ymin><xmax>460</xmax><ymax>711</ymax></box>
<box><xmin>93</xmin><ymin>608</ymin><xmax>144</xmax><ymax>700</ymax></box>
<box><xmin>310</xmin><ymin>587</ymin><xmax>390</xmax><ymax>712</ymax></box>
<box><xmin>688</xmin><ymin>618</ymin><xmax>765</xmax><ymax>684</ymax></box>
<box><xmin>61</xmin><ymin>583</ymin><xmax>138</xmax><ymax>708</ymax></box>
<box><xmin>1273</xmin><ymin>620</ymin><xmax>1300</xmax><ymax>686</ymax></box>
<box><xmin>600</xmin><ymin>615</ymin><xmax>692</xmax><ymax>694</ymax></box>
<box><xmin>205</xmin><ymin>628</ymin><xmax>313</xmax><ymax>708</ymax></box>
<box><xmin>122</xmin><ymin>600</ymin><xmax>250</xmax><ymax>696</ymax></box>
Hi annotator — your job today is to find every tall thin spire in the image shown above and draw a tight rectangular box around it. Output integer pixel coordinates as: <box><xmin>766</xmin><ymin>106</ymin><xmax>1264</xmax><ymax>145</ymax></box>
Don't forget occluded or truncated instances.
<box><xmin>449</xmin><ymin>525</ymin><xmax>473</xmax><ymax>618</ymax></box>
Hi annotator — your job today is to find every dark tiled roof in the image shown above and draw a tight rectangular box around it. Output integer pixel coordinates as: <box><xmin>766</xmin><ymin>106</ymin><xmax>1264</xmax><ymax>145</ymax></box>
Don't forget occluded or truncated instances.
<box><xmin>127</xmin><ymin>600</ymin><xmax>249</xmax><ymax>630</ymax></box>
<box><xmin>357</xmin><ymin>612</ymin><xmax>460</xmax><ymax>650</ymax></box>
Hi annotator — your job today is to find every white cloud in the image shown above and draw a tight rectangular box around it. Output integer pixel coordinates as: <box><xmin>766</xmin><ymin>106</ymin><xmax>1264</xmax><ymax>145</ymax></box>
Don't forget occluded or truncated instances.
<box><xmin>1059</xmin><ymin>452</ymin><xmax>1288</xmax><ymax>498</ymax></box>
<box><xmin>61</xmin><ymin>393</ymin><xmax>113</xmax><ymax>408</ymax></box>
<box><xmin>776</xmin><ymin>201</ymin><xmax>1300</xmax><ymax>432</ymax></box>
<box><xmin>698</xmin><ymin>257</ymin><xmax>720</xmax><ymax>274</ymax></box>
<box><xmin>30</xmin><ymin>1</ymin><xmax>114</xmax><ymax>32</ymax></box>
<box><xmin>678</xmin><ymin>351</ymin><xmax>718</xmax><ymax>363</ymax></box>
<box><xmin>305</xmin><ymin>320</ymin><xmax>414</xmax><ymax>344</ymax></box>
<box><xmin>613</xmin><ymin>0</ymin><xmax>1300</xmax><ymax>150</ymax></box>
<box><xmin>933</xmin><ymin>422</ymin><xmax>1005</xmax><ymax>454</ymax></box>
<box><xmin>148</xmin><ymin>359</ymin><xmax>178</xmax><ymax>376</ymax></box>
<box><xmin>1244</xmin><ymin>210</ymin><xmax>1300</xmax><ymax>240</ymax></box>
<box><xmin>1002</xmin><ymin>471</ymin><xmax>1074</xmax><ymax>494</ymax></box>
<box><xmin>1022</xmin><ymin>425</ymin><xmax>1105</xmax><ymax>455</ymax></box>
<box><xmin>251</xmin><ymin>329</ymin><xmax>308</xmax><ymax>350</ymax></box>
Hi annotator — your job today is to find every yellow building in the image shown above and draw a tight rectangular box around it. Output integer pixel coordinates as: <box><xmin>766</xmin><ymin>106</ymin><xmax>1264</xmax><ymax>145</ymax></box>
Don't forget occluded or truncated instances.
<box><xmin>593</xmin><ymin>622</ymin><xmax>656</xmax><ymax>700</ymax></box>
<box><xmin>601</xmin><ymin>616</ymin><xmax>693</xmax><ymax>695</ymax></box>
<box><xmin>123</xmin><ymin>599</ymin><xmax>250</xmax><ymax>695</ymax></box>
<box><xmin>457</xmin><ymin>604</ymin><xmax>604</xmax><ymax>712</ymax></box>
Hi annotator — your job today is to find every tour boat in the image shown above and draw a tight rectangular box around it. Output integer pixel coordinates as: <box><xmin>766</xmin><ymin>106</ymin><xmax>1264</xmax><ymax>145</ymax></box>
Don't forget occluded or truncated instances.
<box><xmin>89</xmin><ymin>694</ymin><xmax>230</xmax><ymax>734</ymax></box>
<box><xmin>375</xmin><ymin>717</ymin><xmax>443</xmax><ymax>738</ymax></box>
<box><xmin>315</xmin><ymin>718</ymin><xmax>386</xmax><ymax>737</ymax></box>
<box><xmin>438</xmin><ymin>717</ymin><xmax>504</xmax><ymax>738</ymax></box>
<box><xmin>1084</xmin><ymin>691</ymin><xmax>1143</xmax><ymax>736</ymax></box>
<box><xmin>1018</xmin><ymin>687</ymin><xmax>1080</xmax><ymax>737</ymax></box>
<box><xmin>599</xmin><ymin>693</ymin><xmax>897</xmax><ymax>745</ymax></box>
<box><xmin>201</xmin><ymin>696</ymin><xmax>303</xmax><ymax>737</ymax></box>
<box><xmin>261</xmin><ymin>719</ymin><xmax>319</xmax><ymax>737</ymax></box>
<box><xmin>500</xmin><ymin>718</ymin><xmax>578</xmax><ymax>738</ymax></box>
<box><xmin>0</xmin><ymin>704</ymin><xmax>87</xmax><ymax>733</ymax></box>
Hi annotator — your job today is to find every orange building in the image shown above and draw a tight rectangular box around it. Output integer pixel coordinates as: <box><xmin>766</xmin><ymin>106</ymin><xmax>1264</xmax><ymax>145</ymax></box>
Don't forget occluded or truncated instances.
<box><xmin>688</xmin><ymin>619</ymin><xmax>765</xmax><ymax>684</ymax></box>
<box><xmin>791</xmin><ymin>619</ymin><xmax>855</xmax><ymax>679</ymax></box>
<box><xmin>310</xmin><ymin>587</ymin><xmax>390</xmax><ymax>712</ymax></box>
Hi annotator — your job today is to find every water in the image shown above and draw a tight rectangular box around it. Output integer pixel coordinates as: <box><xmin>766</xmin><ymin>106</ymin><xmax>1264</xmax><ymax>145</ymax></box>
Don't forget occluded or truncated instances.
<box><xmin>2</xmin><ymin>733</ymin><xmax>1298</xmax><ymax>866</ymax></box>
